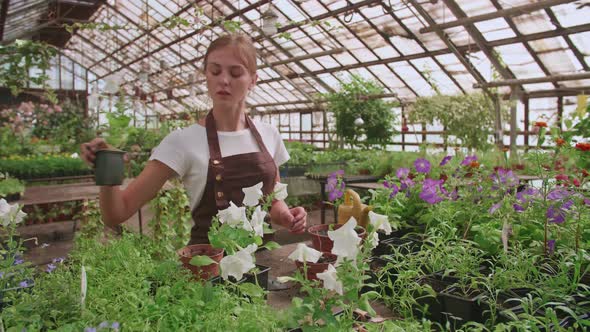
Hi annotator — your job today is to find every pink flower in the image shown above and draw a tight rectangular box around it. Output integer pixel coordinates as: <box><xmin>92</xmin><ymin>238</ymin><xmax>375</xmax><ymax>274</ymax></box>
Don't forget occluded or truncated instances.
<box><xmin>40</xmin><ymin>104</ymin><xmax>48</xmax><ymax>109</ymax></box>
<box><xmin>53</xmin><ymin>105</ymin><xmax>62</xmax><ymax>113</ymax></box>
<box><xmin>46</xmin><ymin>108</ymin><xmax>54</xmax><ymax>114</ymax></box>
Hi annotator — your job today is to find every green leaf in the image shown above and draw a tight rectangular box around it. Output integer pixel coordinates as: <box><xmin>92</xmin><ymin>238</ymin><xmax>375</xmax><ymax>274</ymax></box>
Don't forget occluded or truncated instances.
<box><xmin>238</xmin><ymin>283</ymin><xmax>265</xmax><ymax>298</ymax></box>
<box><xmin>359</xmin><ymin>294</ymin><xmax>377</xmax><ymax>317</ymax></box>
<box><xmin>261</xmin><ymin>241</ymin><xmax>281</xmax><ymax>251</ymax></box>
<box><xmin>189</xmin><ymin>255</ymin><xmax>217</xmax><ymax>267</ymax></box>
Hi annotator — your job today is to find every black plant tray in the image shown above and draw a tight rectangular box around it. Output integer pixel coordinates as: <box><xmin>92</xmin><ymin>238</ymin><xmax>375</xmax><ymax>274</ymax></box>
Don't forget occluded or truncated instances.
<box><xmin>210</xmin><ymin>264</ymin><xmax>271</xmax><ymax>291</ymax></box>
<box><xmin>440</xmin><ymin>287</ymin><xmax>489</xmax><ymax>327</ymax></box>
<box><xmin>372</xmin><ymin>236</ymin><xmax>423</xmax><ymax>257</ymax></box>
<box><xmin>413</xmin><ymin>275</ymin><xmax>452</xmax><ymax>323</ymax></box>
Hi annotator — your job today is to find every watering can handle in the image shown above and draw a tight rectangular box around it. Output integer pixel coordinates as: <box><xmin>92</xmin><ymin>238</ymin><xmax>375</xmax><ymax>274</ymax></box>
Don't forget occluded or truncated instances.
<box><xmin>344</xmin><ymin>189</ymin><xmax>362</xmax><ymax>215</ymax></box>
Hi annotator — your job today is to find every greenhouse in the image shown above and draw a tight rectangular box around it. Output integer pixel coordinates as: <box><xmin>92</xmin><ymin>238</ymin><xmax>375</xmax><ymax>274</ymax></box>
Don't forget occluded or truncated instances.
<box><xmin>1</xmin><ymin>0</ymin><xmax>589</xmax><ymax>330</ymax></box>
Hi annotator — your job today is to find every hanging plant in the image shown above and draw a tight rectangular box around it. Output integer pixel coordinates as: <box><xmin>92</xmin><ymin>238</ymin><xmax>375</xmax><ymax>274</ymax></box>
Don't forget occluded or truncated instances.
<box><xmin>0</xmin><ymin>40</ymin><xmax>57</xmax><ymax>103</ymax></box>
<box><xmin>323</xmin><ymin>74</ymin><xmax>398</xmax><ymax>149</ymax></box>
<box><xmin>408</xmin><ymin>92</ymin><xmax>506</xmax><ymax>151</ymax></box>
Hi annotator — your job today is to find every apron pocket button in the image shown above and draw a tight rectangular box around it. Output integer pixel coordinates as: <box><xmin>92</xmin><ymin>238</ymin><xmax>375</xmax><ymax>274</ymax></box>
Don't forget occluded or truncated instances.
<box><xmin>213</xmin><ymin>160</ymin><xmax>220</xmax><ymax>165</ymax></box>
<box><xmin>216</xmin><ymin>174</ymin><xmax>222</xmax><ymax>181</ymax></box>
<box><xmin>217</xmin><ymin>192</ymin><xmax>224</xmax><ymax>198</ymax></box>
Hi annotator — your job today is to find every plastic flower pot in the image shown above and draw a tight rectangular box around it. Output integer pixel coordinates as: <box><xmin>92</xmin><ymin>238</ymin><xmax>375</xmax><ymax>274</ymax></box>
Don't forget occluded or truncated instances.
<box><xmin>307</xmin><ymin>224</ymin><xmax>366</xmax><ymax>252</ymax></box>
<box><xmin>294</xmin><ymin>252</ymin><xmax>337</xmax><ymax>281</ymax></box>
<box><xmin>177</xmin><ymin>244</ymin><xmax>224</xmax><ymax>281</ymax></box>
<box><xmin>94</xmin><ymin>149</ymin><xmax>126</xmax><ymax>186</ymax></box>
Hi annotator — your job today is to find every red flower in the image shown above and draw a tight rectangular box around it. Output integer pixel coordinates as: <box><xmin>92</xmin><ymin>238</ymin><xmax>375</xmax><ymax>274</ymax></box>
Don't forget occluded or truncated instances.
<box><xmin>470</xmin><ymin>161</ymin><xmax>480</xmax><ymax>168</ymax></box>
<box><xmin>534</xmin><ymin>121</ymin><xmax>548</xmax><ymax>128</ymax></box>
<box><xmin>573</xmin><ymin>178</ymin><xmax>581</xmax><ymax>187</ymax></box>
<box><xmin>582</xmin><ymin>169</ymin><xmax>589</xmax><ymax>178</ymax></box>
<box><xmin>575</xmin><ymin>142</ymin><xmax>590</xmax><ymax>151</ymax></box>
<box><xmin>555</xmin><ymin>138</ymin><xmax>566</xmax><ymax>147</ymax></box>
<box><xmin>555</xmin><ymin>174</ymin><xmax>568</xmax><ymax>182</ymax></box>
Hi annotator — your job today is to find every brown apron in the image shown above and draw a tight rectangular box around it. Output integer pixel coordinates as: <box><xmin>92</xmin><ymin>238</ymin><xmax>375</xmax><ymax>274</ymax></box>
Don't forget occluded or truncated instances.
<box><xmin>189</xmin><ymin>112</ymin><xmax>277</xmax><ymax>245</ymax></box>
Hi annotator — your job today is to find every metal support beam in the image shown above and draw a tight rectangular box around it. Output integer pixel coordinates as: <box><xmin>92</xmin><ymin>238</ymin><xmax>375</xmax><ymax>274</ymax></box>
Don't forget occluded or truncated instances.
<box><xmin>442</xmin><ymin>0</ymin><xmax>524</xmax><ymax>98</ymax></box>
<box><xmin>406</xmin><ymin>0</ymin><xmax>489</xmax><ymax>91</ymax></box>
<box><xmin>545</xmin><ymin>8</ymin><xmax>590</xmax><ymax>71</ymax></box>
<box><xmin>509</xmin><ymin>88</ymin><xmax>519</xmax><ymax>152</ymax></box>
<box><xmin>475</xmin><ymin>72</ymin><xmax>590</xmax><ymax>88</ymax></box>
<box><xmin>94</xmin><ymin>0</ymin><xmax>271</xmax><ymax>80</ymax></box>
<box><xmin>259</xmin><ymin>48</ymin><xmax>345</xmax><ymax>69</ymax></box>
<box><xmin>419</xmin><ymin>0</ymin><xmax>575</xmax><ymax>33</ymax></box>
<box><xmin>0</xmin><ymin>0</ymin><xmax>9</xmax><ymax>41</ymax></box>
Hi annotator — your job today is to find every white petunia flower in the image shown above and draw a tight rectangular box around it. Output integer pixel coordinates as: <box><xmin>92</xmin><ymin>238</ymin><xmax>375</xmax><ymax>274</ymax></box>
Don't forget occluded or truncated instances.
<box><xmin>368</xmin><ymin>211</ymin><xmax>392</xmax><ymax>235</ymax></box>
<box><xmin>328</xmin><ymin>217</ymin><xmax>361</xmax><ymax>260</ymax></box>
<box><xmin>242</xmin><ymin>182</ymin><xmax>264</xmax><ymax>207</ymax></box>
<box><xmin>276</xmin><ymin>276</ymin><xmax>296</xmax><ymax>283</ymax></box>
<box><xmin>369</xmin><ymin>232</ymin><xmax>379</xmax><ymax>250</ymax></box>
<box><xmin>273</xmin><ymin>182</ymin><xmax>288</xmax><ymax>200</ymax></box>
<box><xmin>288</xmin><ymin>243</ymin><xmax>322</xmax><ymax>263</ymax></box>
<box><xmin>0</xmin><ymin>200</ymin><xmax>26</xmax><ymax>227</ymax></box>
<box><xmin>220</xmin><ymin>244</ymin><xmax>257</xmax><ymax>281</ymax></box>
<box><xmin>249</xmin><ymin>205</ymin><xmax>267</xmax><ymax>237</ymax></box>
<box><xmin>70</xmin><ymin>152</ymin><xmax>79</xmax><ymax>159</ymax></box>
<box><xmin>217</xmin><ymin>202</ymin><xmax>248</xmax><ymax>228</ymax></box>
<box><xmin>317</xmin><ymin>264</ymin><xmax>343</xmax><ymax>295</ymax></box>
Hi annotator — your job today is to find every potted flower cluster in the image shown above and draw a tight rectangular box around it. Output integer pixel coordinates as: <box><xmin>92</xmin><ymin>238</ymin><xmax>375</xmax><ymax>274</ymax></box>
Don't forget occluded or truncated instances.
<box><xmin>178</xmin><ymin>181</ymin><xmax>287</xmax><ymax>284</ymax></box>
<box><xmin>279</xmin><ymin>211</ymin><xmax>393</xmax><ymax>330</ymax></box>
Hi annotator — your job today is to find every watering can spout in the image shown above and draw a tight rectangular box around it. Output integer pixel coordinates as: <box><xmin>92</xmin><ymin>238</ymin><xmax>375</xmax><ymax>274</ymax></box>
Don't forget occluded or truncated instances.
<box><xmin>337</xmin><ymin>189</ymin><xmax>372</xmax><ymax>228</ymax></box>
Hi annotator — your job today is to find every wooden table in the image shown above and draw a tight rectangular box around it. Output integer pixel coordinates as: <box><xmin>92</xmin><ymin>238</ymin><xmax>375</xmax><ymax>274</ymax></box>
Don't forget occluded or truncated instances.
<box><xmin>15</xmin><ymin>179</ymin><xmax>177</xmax><ymax>235</ymax></box>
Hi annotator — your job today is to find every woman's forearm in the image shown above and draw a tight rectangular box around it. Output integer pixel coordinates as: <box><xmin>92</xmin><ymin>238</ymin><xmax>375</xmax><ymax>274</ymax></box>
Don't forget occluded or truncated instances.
<box><xmin>99</xmin><ymin>186</ymin><xmax>131</xmax><ymax>227</ymax></box>
<box><xmin>270</xmin><ymin>199</ymin><xmax>289</xmax><ymax>226</ymax></box>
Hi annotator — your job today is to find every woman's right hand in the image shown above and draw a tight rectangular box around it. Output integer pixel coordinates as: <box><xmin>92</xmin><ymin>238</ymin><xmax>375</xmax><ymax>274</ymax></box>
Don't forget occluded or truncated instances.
<box><xmin>80</xmin><ymin>138</ymin><xmax>108</xmax><ymax>167</ymax></box>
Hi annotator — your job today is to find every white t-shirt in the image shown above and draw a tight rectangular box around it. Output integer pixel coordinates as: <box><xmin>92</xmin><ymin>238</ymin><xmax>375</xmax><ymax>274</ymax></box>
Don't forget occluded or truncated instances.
<box><xmin>149</xmin><ymin>120</ymin><xmax>290</xmax><ymax>210</ymax></box>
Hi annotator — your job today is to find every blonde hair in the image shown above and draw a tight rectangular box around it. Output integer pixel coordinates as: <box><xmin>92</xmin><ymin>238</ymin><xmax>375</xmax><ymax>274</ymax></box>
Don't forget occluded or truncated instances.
<box><xmin>203</xmin><ymin>34</ymin><xmax>257</xmax><ymax>75</ymax></box>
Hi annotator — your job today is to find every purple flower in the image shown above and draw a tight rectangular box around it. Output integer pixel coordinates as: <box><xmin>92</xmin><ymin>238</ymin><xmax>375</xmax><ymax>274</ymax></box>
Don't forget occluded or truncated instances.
<box><xmin>328</xmin><ymin>190</ymin><xmax>343</xmax><ymax>202</ymax></box>
<box><xmin>46</xmin><ymin>263</ymin><xmax>56</xmax><ymax>273</ymax></box>
<box><xmin>396</xmin><ymin>168</ymin><xmax>410</xmax><ymax>179</ymax></box>
<box><xmin>420</xmin><ymin>179</ymin><xmax>445</xmax><ymax>204</ymax></box>
<box><xmin>489</xmin><ymin>203</ymin><xmax>501</xmax><ymax>214</ymax></box>
<box><xmin>19</xmin><ymin>280</ymin><xmax>28</xmax><ymax>287</ymax></box>
<box><xmin>99</xmin><ymin>322</ymin><xmax>109</xmax><ymax>329</ymax></box>
<box><xmin>548</xmin><ymin>188</ymin><xmax>571</xmax><ymax>201</ymax></box>
<box><xmin>112</xmin><ymin>322</ymin><xmax>120</xmax><ymax>329</ymax></box>
<box><xmin>414</xmin><ymin>158</ymin><xmax>431</xmax><ymax>174</ymax></box>
<box><xmin>547</xmin><ymin>239</ymin><xmax>556</xmax><ymax>255</ymax></box>
<box><xmin>585</xmin><ymin>198</ymin><xmax>590</xmax><ymax>206</ymax></box>
<box><xmin>14</xmin><ymin>258</ymin><xmax>24</xmax><ymax>265</ymax></box>
<box><xmin>492</xmin><ymin>168</ymin><xmax>519</xmax><ymax>187</ymax></box>
<box><xmin>547</xmin><ymin>206</ymin><xmax>566</xmax><ymax>224</ymax></box>
<box><xmin>84</xmin><ymin>328</ymin><xmax>97</xmax><ymax>332</ymax></box>
<box><xmin>400</xmin><ymin>177</ymin><xmax>414</xmax><ymax>190</ymax></box>
<box><xmin>387</xmin><ymin>183</ymin><xmax>399</xmax><ymax>198</ymax></box>
<box><xmin>52</xmin><ymin>257</ymin><xmax>65</xmax><ymax>264</ymax></box>
<box><xmin>461</xmin><ymin>155</ymin><xmax>478</xmax><ymax>166</ymax></box>
<box><xmin>0</xmin><ymin>271</ymin><xmax>4</xmax><ymax>278</ymax></box>
<box><xmin>440</xmin><ymin>155</ymin><xmax>452</xmax><ymax>166</ymax></box>
<box><xmin>513</xmin><ymin>204</ymin><xmax>525</xmax><ymax>212</ymax></box>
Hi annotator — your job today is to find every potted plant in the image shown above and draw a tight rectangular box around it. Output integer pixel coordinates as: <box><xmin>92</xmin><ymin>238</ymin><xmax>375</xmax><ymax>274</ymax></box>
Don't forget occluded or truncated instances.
<box><xmin>95</xmin><ymin>92</ymin><xmax>131</xmax><ymax>186</ymax></box>
<box><xmin>0</xmin><ymin>173</ymin><xmax>24</xmax><ymax>202</ymax></box>
<box><xmin>179</xmin><ymin>182</ymin><xmax>285</xmax><ymax>282</ymax></box>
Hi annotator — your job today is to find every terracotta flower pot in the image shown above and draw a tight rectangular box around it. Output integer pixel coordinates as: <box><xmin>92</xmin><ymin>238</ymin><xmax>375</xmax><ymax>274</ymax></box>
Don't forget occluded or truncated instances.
<box><xmin>177</xmin><ymin>244</ymin><xmax>224</xmax><ymax>280</ymax></box>
<box><xmin>294</xmin><ymin>252</ymin><xmax>337</xmax><ymax>280</ymax></box>
<box><xmin>307</xmin><ymin>224</ymin><xmax>367</xmax><ymax>253</ymax></box>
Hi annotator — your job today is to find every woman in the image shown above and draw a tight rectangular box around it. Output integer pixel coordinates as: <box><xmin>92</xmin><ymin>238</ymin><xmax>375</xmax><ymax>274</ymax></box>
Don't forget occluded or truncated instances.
<box><xmin>80</xmin><ymin>34</ymin><xmax>307</xmax><ymax>245</ymax></box>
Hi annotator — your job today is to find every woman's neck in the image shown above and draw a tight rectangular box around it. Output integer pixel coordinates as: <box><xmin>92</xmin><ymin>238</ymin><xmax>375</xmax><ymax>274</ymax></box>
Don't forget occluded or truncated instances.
<box><xmin>211</xmin><ymin>103</ymin><xmax>247</xmax><ymax>131</ymax></box>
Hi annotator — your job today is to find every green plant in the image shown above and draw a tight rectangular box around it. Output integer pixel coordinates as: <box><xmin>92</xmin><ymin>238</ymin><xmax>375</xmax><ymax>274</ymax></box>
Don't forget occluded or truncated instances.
<box><xmin>324</xmin><ymin>74</ymin><xmax>398</xmax><ymax>149</ymax></box>
<box><xmin>409</xmin><ymin>92</ymin><xmax>504</xmax><ymax>152</ymax></box>
<box><xmin>102</xmin><ymin>92</ymin><xmax>131</xmax><ymax>149</ymax></box>
<box><xmin>148</xmin><ymin>184</ymin><xmax>192</xmax><ymax>252</ymax></box>
<box><xmin>0</xmin><ymin>40</ymin><xmax>57</xmax><ymax>103</ymax></box>
<box><xmin>0</xmin><ymin>154</ymin><xmax>91</xmax><ymax>179</ymax></box>
<box><xmin>0</xmin><ymin>176</ymin><xmax>24</xmax><ymax>198</ymax></box>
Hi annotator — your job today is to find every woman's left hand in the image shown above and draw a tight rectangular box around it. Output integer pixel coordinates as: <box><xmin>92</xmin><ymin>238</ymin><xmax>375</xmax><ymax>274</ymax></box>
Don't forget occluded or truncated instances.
<box><xmin>279</xmin><ymin>207</ymin><xmax>307</xmax><ymax>234</ymax></box>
